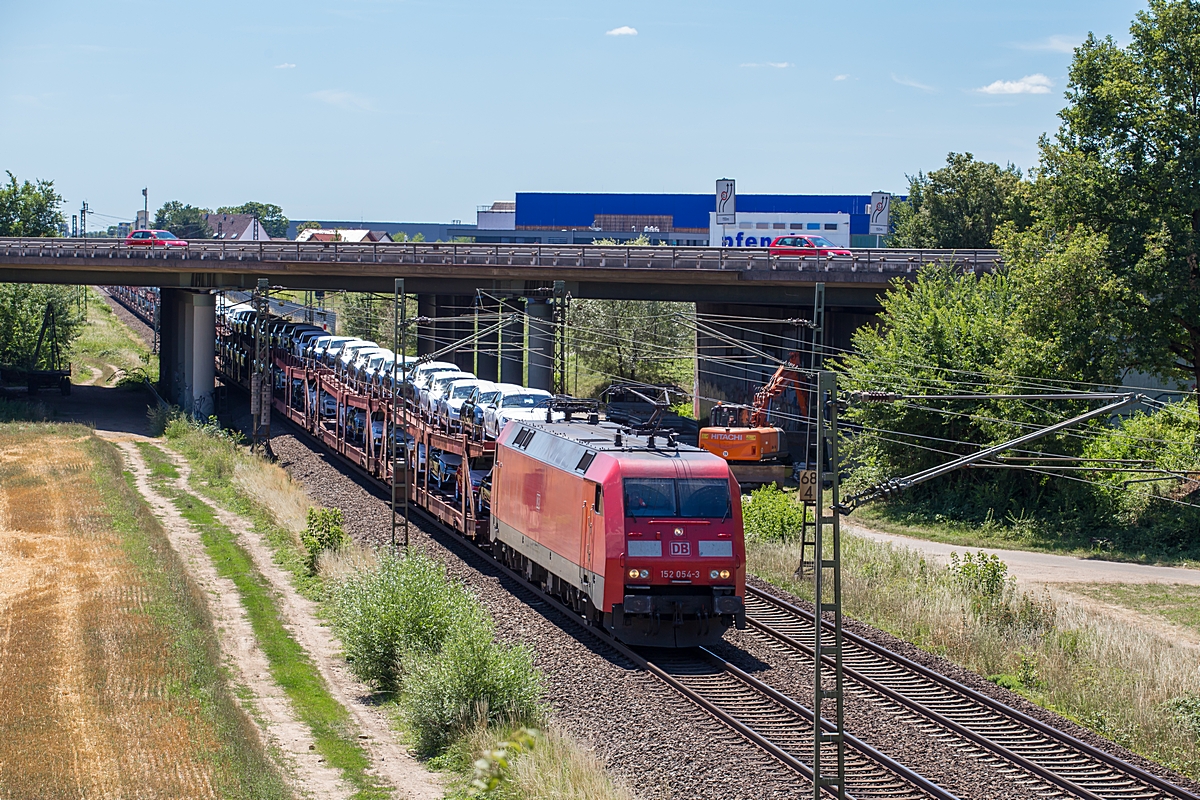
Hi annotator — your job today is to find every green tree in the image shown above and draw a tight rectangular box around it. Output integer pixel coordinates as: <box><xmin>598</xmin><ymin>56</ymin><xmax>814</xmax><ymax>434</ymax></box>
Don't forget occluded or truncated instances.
<box><xmin>1036</xmin><ymin>0</ymin><xmax>1200</xmax><ymax>411</ymax></box>
<box><xmin>891</xmin><ymin>153</ymin><xmax>1032</xmax><ymax>249</ymax></box>
<box><xmin>216</xmin><ymin>201</ymin><xmax>289</xmax><ymax>238</ymax></box>
<box><xmin>153</xmin><ymin>201</ymin><xmax>212</xmax><ymax>239</ymax></box>
<box><xmin>570</xmin><ymin>298</ymin><xmax>693</xmax><ymax>386</ymax></box>
<box><xmin>0</xmin><ymin>171</ymin><xmax>64</xmax><ymax>237</ymax></box>
<box><xmin>296</xmin><ymin>221</ymin><xmax>321</xmax><ymax>236</ymax></box>
<box><xmin>0</xmin><ymin>284</ymin><xmax>83</xmax><ymax>369</ymax></box>
<box><xmin>569</xmin><ymin>235</ymin><xmax>692</xmax><ymax>388</ymax></box>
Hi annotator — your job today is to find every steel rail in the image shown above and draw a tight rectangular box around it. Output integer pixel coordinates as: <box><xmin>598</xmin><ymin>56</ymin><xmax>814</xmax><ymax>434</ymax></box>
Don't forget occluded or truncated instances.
<box><xmin>238</xmin><ymin>373</ymin><xmax>955</xmax><ymax>800</ymax></box>
<box><xmin>745</xmin><ymin>585</ymin><xmax>1199</xmax><ymax>800</ymax></box>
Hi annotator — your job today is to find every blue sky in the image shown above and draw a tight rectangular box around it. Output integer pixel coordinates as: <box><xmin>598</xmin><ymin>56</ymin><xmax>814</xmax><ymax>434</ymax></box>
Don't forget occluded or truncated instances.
<box><xmin>1</xmin><ymin>0</ymin><xmax>1146</xmax><ymax>228</ymax></box>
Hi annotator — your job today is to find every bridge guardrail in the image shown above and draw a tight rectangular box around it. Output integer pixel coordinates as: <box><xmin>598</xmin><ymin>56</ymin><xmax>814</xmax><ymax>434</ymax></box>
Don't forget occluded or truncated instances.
<box><xmin>0</xmin><ymin>238</ymin><xmax>1002</xmax><ymax>275</ymax></box>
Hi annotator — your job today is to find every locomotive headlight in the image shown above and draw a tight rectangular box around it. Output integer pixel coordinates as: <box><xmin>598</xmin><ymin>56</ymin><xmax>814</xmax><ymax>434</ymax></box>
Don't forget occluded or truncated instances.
<box><xmin>639</xmin><ymin>569</ymin><xmax>649</xmax><ymax>579</ymax></box>
<box><xmin>709</xmin><ymin>569</ymin><xmax>719</xmax><ymax>579</ymax></box>
<box><xmin>673</xmin><ymin>527</ymin><xmax>684</xmax><ymax>537</ymax></box>
<box><xmin>628</xmin><ymin>569</ymin><xmax>640</xmax><ymax>579</ymax></box>
<box><xmin>719</xmin><ymin>570</ymin><xmax>731</xmax><ymax>580</ymax></box>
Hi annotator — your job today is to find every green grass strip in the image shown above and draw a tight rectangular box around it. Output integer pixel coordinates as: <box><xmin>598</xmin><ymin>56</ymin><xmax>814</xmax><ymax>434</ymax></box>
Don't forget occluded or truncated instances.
<box><xmin>136</xmin><ymin>442</ymin><xmax>390</xmax><ymax>800</ymax></box>
<box><xmin>87</xmin><ymin>435</ymin><xmax>290</xmax><ymax>800</ymax></box>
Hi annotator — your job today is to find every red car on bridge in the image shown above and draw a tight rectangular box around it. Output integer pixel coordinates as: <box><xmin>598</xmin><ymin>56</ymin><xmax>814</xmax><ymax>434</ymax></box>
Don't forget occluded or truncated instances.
<box><xmin>125</xmin><ymin>229</ymin><xmax>189</xmax><ymax>248</ymax></box>
<box><xmin>768</xmin><ymin>234</ymin><xmax>850</xmax><ymax>257</ymax></box>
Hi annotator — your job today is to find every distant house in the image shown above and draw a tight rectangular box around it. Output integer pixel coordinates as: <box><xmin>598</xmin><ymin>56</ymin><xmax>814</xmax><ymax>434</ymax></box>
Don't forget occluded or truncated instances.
<box><xmin>295</xmin><ymin>228</ymin><xmax>393</xmax><ymax>243</ymax></box>
<box><xmin>203</xmin><ymin>213</ymin><xmax>273</xmax><ymax>241</ymax></box>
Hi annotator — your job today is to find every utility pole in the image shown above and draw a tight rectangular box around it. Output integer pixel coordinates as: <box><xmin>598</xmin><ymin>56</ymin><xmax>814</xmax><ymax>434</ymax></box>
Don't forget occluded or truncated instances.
<box><xmin>811</xmin><ymin>370</ymin><xmax>846</xmax><ymax>800</ymax></box>
<box><xmin>142</xmin><ymin>188</ymin><xmax>148</xmax><ymax>228</ymax></box>
<box><xmin>553</xmin><ymin>280</ymin><xmax>568</xmax><ymax>395</ymax></box>
<box><xmin>391</xmin><ymin>278</ymin><xmax>409</xmax><ymax>549</ymax></box>
<box><xmin>80</xmin><ymin>202</ymin><xmax>88</xmax><ymax>238</ymax></box>
<box><xmin>71</xmin><ymin>215</ymin><xmax>78</xmax><ymax>238</ymax></box>
<box><xmin>250</xmin><ymin>278</ymin><xmax>271</xmax><ymax>450</ymax></box>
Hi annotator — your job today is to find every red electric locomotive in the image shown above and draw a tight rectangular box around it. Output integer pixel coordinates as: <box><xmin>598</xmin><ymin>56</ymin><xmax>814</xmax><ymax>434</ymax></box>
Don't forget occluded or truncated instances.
<box><xmin>489</xmin><ymin>416</ymin><xmax>746</xmax><ymax>648</ymax></box>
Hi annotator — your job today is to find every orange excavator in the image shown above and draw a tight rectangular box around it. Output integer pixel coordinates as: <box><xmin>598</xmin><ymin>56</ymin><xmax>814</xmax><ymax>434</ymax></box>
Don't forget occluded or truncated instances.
<box><xmin>699</xmin><ymin>352</ymin><xmax>808</xmax><ymax>466</ymax></box>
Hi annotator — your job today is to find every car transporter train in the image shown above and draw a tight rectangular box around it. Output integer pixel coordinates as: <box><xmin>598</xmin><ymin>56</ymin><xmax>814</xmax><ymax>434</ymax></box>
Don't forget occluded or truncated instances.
<box><xmin>217</xmin><ymin>302</ymin><xmax>746</xmax><ymax>648</ymax></box>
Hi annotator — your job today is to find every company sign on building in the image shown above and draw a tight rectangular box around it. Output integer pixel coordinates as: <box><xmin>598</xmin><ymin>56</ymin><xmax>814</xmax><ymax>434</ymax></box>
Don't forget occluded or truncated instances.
<box><xmin>709</xmin><ymin>212</ymin><xmax>850</xmax><ymax>248</ymax></box>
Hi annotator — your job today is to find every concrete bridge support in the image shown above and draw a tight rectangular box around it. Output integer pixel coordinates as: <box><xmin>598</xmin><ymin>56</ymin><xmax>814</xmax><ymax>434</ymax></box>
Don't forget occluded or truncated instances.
<box><xmin>526</xmin><ymin>297</ymin><xmax>553</xmax><ymax>392</ymax></box>
<box><xmin>158</xmin><ymin>288</ymin><xmax>215</xmax><ymax>417</ymax></box>
<box><xmin>416</xmin><ymin>294</ymin><xmax>436</xmax><ymax>357</ymax></box>
<box><xmin>449</xmin><ymin>295</ymin><xmax>475</xmax><ymax>373</ymax></box>
<box><xmin>500</xmin><ymin>298</ymin><xmax>525</xmax><ymax>385</ymax></box>
<box><xmin>476</xmin><ymin>297</ymin><xmax>499</xmax><ymax>382</ymax></box>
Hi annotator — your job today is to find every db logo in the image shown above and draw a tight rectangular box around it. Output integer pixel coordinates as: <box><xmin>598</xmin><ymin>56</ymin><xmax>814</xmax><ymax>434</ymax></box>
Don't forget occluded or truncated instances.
<box><xmin>669</xmin><ymin>541</ymin><xmax>691</xmax><ymax>556</ymax></box>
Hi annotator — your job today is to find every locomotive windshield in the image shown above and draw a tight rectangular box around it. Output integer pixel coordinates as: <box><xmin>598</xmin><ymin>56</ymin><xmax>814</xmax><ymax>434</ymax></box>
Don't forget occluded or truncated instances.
<box><xmin>623</xmin><ymin>478</ymin><xmax>731</xmax><ymax>518</ymax></box>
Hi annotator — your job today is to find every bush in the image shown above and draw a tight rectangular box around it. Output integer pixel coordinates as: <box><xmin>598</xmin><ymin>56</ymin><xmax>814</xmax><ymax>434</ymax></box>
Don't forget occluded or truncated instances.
<box><xmin>302</xmin><ymin>507</ymin><xmax>348</xmax><ymax>574</ymax></box>
<box><xmin>402</xmin><ymin>622</ymin><xmax>542</xmax><ymax>756</ymax></box>
<box><xmin>742</xmin><ymin>484</ymin><xmax>807</xmax><ymax>541</ymax></box>
<box><xmin>330</xmin><ymin>550</ymin><xmax>482</xmax><ymax>691</ymax></box>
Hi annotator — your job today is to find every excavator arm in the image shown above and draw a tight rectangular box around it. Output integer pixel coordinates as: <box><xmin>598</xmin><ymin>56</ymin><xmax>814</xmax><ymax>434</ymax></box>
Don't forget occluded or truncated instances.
<box><xmin>749</xmin><ymin>352</ymin><xmax>807</xmax><ymax>427</ymax></box>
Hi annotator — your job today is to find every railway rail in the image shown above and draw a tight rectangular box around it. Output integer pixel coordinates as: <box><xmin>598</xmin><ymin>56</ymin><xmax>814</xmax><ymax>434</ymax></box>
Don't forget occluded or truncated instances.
<box><xmin>744</xmin><ymin>586</ymin><xmax>1199</xmax><ymax>800</ymax></box>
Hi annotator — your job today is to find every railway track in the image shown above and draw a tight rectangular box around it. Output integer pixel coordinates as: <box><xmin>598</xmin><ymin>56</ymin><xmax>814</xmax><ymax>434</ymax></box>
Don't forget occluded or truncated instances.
<box><xmin>744</xmin><ymin>585</ymin><xmax>1199</xmax><ymax>800</ymax></box>
<box><xmin>644</xmin><ymin>647</ymin><xmax>956</xmax><ymax>800</ymax></box>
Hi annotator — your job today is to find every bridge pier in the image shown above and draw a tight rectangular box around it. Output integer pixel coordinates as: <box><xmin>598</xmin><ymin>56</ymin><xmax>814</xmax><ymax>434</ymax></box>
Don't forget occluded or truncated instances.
<box><xmin>476</xmin><ymin>297</ymin><xmax>499</xmax><ymax>382</ymax></box>
<box><xmin>416</xmin><ymin>294</ymin><xmax>436</xmax><ymax>356</ymax></box>
<box><xmin>450</xmin><ymin>294</ymin><xmax>475</xmax><ymax>373</ymax></box>
<box><xmin>158</xmin><ymin>288</ymin><xmax>215</xmax><ymax>417</ymax></box>
<box><xmin>526</xmin><ymin>297</ymin><xmax>553</xmax><ymax>392</ymax></box>
<box><xmin>500</xmin><ymin>298</ymin><xmax>525</xmax><ymax>385</ymax></box>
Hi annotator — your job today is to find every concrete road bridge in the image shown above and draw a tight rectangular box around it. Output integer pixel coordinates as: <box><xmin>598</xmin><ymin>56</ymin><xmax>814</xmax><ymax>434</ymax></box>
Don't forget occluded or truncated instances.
<box><xmin>0</xmin><ymin>238</ymin><xmax>1000</xmax><ymax>425</ymax></box>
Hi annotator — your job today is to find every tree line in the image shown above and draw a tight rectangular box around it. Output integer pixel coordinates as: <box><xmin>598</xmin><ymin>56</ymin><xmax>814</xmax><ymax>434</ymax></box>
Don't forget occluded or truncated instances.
<box><xmin>847</xmin><ymin>0</ymin><xmax>1200</xmax><ymax>551</ymax></box>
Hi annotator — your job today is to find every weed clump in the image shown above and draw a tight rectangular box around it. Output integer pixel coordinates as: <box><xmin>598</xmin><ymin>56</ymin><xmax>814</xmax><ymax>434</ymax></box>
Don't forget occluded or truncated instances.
<box><xmin>302</xmin><ymin>507</ymin><xmax>348</xmax><ymax>574</ymax></box>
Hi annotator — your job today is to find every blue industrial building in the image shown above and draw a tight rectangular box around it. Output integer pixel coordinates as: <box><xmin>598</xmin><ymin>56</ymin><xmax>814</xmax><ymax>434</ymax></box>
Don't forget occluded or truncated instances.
<box><xmin>286</xmin><ymin>192</ymin><xmax>892</xmax><ymax>246</ymax></box>
<box><xmin>515</xmin><ymin>192</ymin><xmax>875</xmax><ymax>234</ymax></box>
<box><xmin>456</xmin><ymin>192</ymin><xmax>889</xmax><ymax>247</ymax></box>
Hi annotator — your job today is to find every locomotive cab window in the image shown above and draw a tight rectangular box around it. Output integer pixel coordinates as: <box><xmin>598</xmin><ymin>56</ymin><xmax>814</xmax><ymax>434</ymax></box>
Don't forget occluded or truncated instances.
<box><xmin>593</xmin><ymin>483</ymin><xmax>603</xmax><ymax>514</ymax></box>
<box><xmin>623</xmin><ymin>478</ymin><xmax>730</xmax><ymax>519</ymax></box>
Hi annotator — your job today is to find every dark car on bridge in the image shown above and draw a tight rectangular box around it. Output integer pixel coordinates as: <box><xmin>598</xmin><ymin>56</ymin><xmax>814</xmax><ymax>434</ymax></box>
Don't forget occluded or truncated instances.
<box><xmin>125</xmin><ymin>229</ymin><xmax>189</xmax><ymax>248</ymax></box>
<box><xmin>768</xmin><ymin>235</ymin><xmax>850</xmax><ymax>257</ymax></box>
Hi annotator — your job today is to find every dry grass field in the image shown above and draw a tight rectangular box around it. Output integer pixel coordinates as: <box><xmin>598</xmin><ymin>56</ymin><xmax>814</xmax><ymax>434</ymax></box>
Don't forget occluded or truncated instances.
<box><xmin>0</xmin><ymin>423</ymin><xmax>284</xmax><ymax>800</ymax></box>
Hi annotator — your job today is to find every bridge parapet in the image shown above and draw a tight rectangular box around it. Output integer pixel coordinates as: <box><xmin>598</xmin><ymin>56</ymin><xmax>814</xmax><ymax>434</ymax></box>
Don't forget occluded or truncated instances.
<box><xmin>0</xmin><ymin>238</ymin><xmax>1002</xmax><ymax>278</ymax></box>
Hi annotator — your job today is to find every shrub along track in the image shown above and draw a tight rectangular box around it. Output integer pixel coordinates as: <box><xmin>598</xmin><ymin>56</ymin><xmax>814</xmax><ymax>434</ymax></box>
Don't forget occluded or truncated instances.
<box><xmin>261</xmin><ymin>410</ymin><xmax>1076</xmax><ymax>800</ymax></box>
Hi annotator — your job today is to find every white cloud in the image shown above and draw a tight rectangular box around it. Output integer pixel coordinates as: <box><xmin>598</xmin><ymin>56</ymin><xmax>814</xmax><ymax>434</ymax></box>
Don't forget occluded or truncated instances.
<box><xmin>739</xmin><ymin>61</ymin><xmax>792</xmax><ymax>68</ymax></box>
<box><xmin>274</xmin><ymin>62</ymin><xmax>296</xmax><ymax>69</ymax></box>
<box><xmin>310</xmin><ymin>89</ymin><xmax>373</xmax><ymax>110</ymax></box>
<box><xmin>975</xmin><ymin>73</ymin><xmax>1053</xmax><ymax>95</ymax></box>
<box><xmin>605</xmin><ymin>25</ymin><xmax>637</xmax><ymax>36</ymax></box>
<box><xmin>891</xmin><ymin>73</ymin><xmax>936</xmax><ymax>93</ymax></box>
<box><xmin>1013</xmin><ymin>34</ymin><xmax>1077</xmax><ymax>53</ymax></box>
<box><xmin>834</xmin><ymin>74</ymin><xmax>849</xmax><ymax>81</ymax></box>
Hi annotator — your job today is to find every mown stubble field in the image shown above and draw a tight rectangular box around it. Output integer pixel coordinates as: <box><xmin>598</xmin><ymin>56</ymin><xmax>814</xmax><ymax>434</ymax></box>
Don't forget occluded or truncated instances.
<box><xmin>0</xmin><ymin>423</ymin><xmax>279</xmax><ymax>799</ymax></box>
